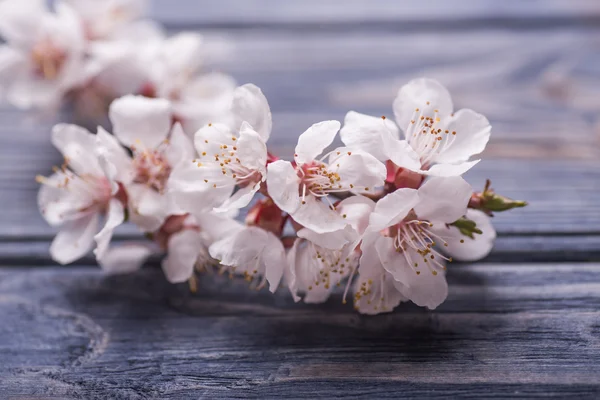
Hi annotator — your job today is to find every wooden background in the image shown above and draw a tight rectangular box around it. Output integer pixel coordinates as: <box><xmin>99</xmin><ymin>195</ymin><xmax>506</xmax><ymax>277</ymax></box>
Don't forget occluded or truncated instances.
<box><xmin>1</xmin><ymin>1</ymin><xmax>600</xmax><ymax>398</ymax></box>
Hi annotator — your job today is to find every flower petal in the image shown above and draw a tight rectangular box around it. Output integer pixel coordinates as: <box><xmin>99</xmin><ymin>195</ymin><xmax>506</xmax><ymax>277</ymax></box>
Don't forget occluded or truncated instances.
<box><xmin>355</xmin><ymin>239</ymin><xmax>406</xmax><ymax>315</ymax></box>
<box><xmin>334</xmin><ymin>149</ymin><xmax>386</xmax><ymax>193</ymax></box>
<box><xmin>193</xmin><ymin>122</ymin><xmax>234</xmax><ymax>158</ymax></box>
<box><xmin>339</xmin><ymin>111</ymin><xmax>399</xmax><ymax>160</ymax></box>
<box><xmin>262</xmin><ymin>232</ymin><xmax>286</xmax><ymax>292</ymax></box>
<box><xmin>435</xmin><ymin>209</ymin><xmax>496</xmax><ymax>262</ymax></box>
<box><xmin>367</xmin><ymin>188</ymin><xmax>419</xmax><ymax>232</ymax></box>
<box><xmin>231</xmin><ymin>83</ymin><xmax>272</xmax><ymax>141</ymax></box>
<box><xmin>236</xmin><ymin>122</ymin><xmax>267</xmax><ymax>176</ymax></box>
<box><xmin>98</xmin><ymin>242</ymin><xmax>155</xmax><ymax>275</ymax></box>
<box><xmin>297</xmin><ymin>225</ymin><xmax>357</xmax><ymax>251</ymax></box>
<box><xmin>390</xmin><ymin>258</ymin><xmax>449</xmax><ymax>310</ymax></box>
<box><xmin>414</xmin><ymin>176</ymin><xmax>472</xmax><ymax>224</ymax></box>
<box><xmin>433</xmin><ymin>109</ymin><xmax>491</xmax><ymax>164</ymax></box>
<box><xmin>294</xmin><ymin>120</ymin><xmax>340</xmax><ymax>165</ymax></box>
<box><xmin>127</xmin><ymin>183</ymin><xmax>168</xmax><ymax>232</ymax></box>
<box><xmin>96</xmin><ymin>126</ymin><xmax>134</xmax><ymax>185</ymax></box>
<box><xmin>393</xmin><ymin>78</ymin><xmax>453</xmax><ymax>134</ymax></box>
<box><xmin>162</xmin><ymin>229</ymin><xmax>204</xmax><ymax>283</ymax></box>
<box><xmin>336</xmin><ymin>195</ymin><xmax>376</xmax><ymax>236</ymax></box>
<box><xmin>52</xmin><ymin>124</ymin><xmax>102</xmax><ymax>176</ymax></box>
<box><xmin>423</xmin><ymin>159</ymin><xmax>480</xmax><ymax>177</ymax></box>
<box><xmin>213</xmin><ymin>182</ymin><xmax>261</xmax><ymax>213</ymax></box>
<box><xmin>291</xmin><ymin>195</ymin><xmax>346</xmax><ymax>234</ymax></box>
<box><xmin>109</xmin><ymin>95</ymin><xmax>172</xmax><ymax>149</ymax></box>
<box><xmin>93</xmin><ymin>199</ymin><xmax>125</xmax><ymax>261</ymax></box>
<box><xmin>164</xmin><ymin>123</ymin><xmax>195</xmax><ymax>167</ymax></box>
<box><xmin>194</xmin><ymin>212</ymin><xmax>243</xmax><ymax>242</ymax></box>
<box><xmin>266</xmin><ymin>160</ymin><xmax>300</xmax><ymax>214</ymax></box>
<box><xmin>50</xmin><ymin>213</ymin><xmax>99</xmax><ymax>265</ymax></box>
<box><xmin>38</xmin><ymin>173</ymin><xmax>90</xmax><ymax>226</ymax></box>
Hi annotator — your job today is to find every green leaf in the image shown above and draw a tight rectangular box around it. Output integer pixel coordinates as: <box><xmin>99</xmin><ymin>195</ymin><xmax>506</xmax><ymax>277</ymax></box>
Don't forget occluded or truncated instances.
<box><xmin>449</xmin><ymin>217</ymin><xmax>483</xmax><ymax>239</ymax></box>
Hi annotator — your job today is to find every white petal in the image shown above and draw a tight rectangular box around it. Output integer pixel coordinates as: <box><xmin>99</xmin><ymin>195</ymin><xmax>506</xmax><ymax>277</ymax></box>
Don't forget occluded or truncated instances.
<box><xmin>374</xmin><ymin>238</ymin><xmax>448</xmax><ymax>310</ymax></box>
<box><xmin>297</xmin><ymin>225</ymin><xmax>357</xmax><ymax>251</ymax></box>
<box><xmin>164</xmin><ymin>123</ymin><xmax>195</xmax><ymax>167</ymax></box>
<box><xmin>38</xmin><ymin>173</ymin><xmax>89</xmax><ymax>226</ymax></box>
<box><xmin>161</xmin><ymin>32</ymin><xmax>203</xmax><ymax>75</ymax></box>
<box><xmin>367</xmin><ymin>189</ymin><xmax>419</xmax><ymax>232</ymax></box>
<box><xmin>0</xmin><ymin>0</ymin><xmax>46</xmax><ymax>48</ymax></box>
<box><xmin>50</xmin><ymin>213</ymin><xmax>99</xmax><ymax>265</ymax></box>
<box><xmin>194</xmin><ymin>212</ymin><xmax>243</xmax><ymax>242</ymax></box>
<box><xmin>109</xmin><ymin>95</ymin><xmax>172</xmax><ymax>149</ymax></box>
<box><xmin>414</xmin><ymin>176</ymin><xmax>472</xmax><ymax>224</ymax></box>
<box><xmin>236</xmin><ymin>122</ymin><xmax>267</xmax><ymax>176</ymax></box>
<box><xmin>339</xmin><ymin>111</ymin><xmax>399</xmax><ymax>160</ymax></box>
<box><xmin>380</xmin><ymin>135</ymin><xmax>421</xmax><ymax>171</ymax></box>
<box><xmin>291</xmin><ymin>195</ymin><xmax>346</xmax><ymax>234</ymax></box>
<box><xmin>355</xmin><ymin>241</ymin><xmax>406</xmax><ymax>315</ymax></box>
<box><xmin>93</xmin><ymin>199</ymin><xmax>125</xmax><ymax>261</ymax></box>
<box><xmin>335</xmin><ymin>195</ymin><xmax>376</xmax><ymax>236</ymax></box>
<box><xmin>333</xmin><ymin>149</ymin><xmax>386</xmax><ymax>192</ymax></box>
<box><xmin>98</xmin><ymin>243</ymin><xmax>154</xmax><ymax>275</ymax></box>
<box><xmin>52</xmin><ymin>124</ymin><xmax>102</xmax><ymax>176</ymax></box>
<box><xmin>393</xmin><ymin>78</ymin><xmax>453</xmax><ymax>134</ymax></box>
<box><xmin>96</xmin><ymin>126</ymin><xmax>134</xmax><ymax>185</ymax></box>
<box><xmin>231</xmin><ymin>83</ymin><xmax>272</xmax><ymax>141</ymax></box>
<box><xmin>424</xmin><ymin>159</ymin><xmax>480</xmax><ymax>177</ymax></box>
<box><xmin>262</xmin><ymin>232</ymin><xmax>286</xmax><ymax>292</ymax></box>
<box><xmin>433</xmin><ymin>109</ymin><xmax>491</xmax><ymax>164</ymax></box>
<box><xmin>285</xmin><ymin>239</ymin><xmax>302</xmax><ymax>302</ymax></box>
<box><xmin>266</xmin><ymin>160</ymin><xmax>300</xmax><ymax>214</ymax></box>
<box><xmin>390</xmin><ymin>259</ymin><xmax>449</xmax><ymax>310</ymax></box>
<box><xmin>127</xmin><ymin>184</ymin><xmax>168</xmax><ymax>232</ymax></box>
<box><xmin>294</xmin><ymin>120</ymin><xmax>340</xmax><ymax>165</ymax></box>
<box><xmin>213</xmin><ymin>182</ymin><xmax>261</xmax><ymax>213</ymax></box>
<box><xmin>436</xmin><ymin>209</ymin><xmax>496</xmax><ymax>262</ymax></box>
<box><xmin>162</xmin><ymin>229</ymin><xmax>204</xmax><ymax>283</ymax></box>
<box><xmin>193</xmin><ymin>122</ymin><xmax>234</xmax><ymax>158</ymax></box>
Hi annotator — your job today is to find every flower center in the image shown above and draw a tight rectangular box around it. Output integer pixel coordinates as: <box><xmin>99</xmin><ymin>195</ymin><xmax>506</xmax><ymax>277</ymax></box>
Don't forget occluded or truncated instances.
<box><xmin>353</xmin><ymin>273</ymin><xmax>392</xmax><ymax>313</ymax></box>
<box><xmin>195</xmin><ymin>133</ymin><xmax>262</xmax><ymax>189</ymax></box>
<box><xmin>406</xmin><ymin>107</ymin><xmax>458</xmax><ymax>166</ymax></box>
<box><xmin>31</xmin><ymin>38</ymin><xmax>66</xmax><ymax>80</ymax></box>
<box><xmin>36</xmin><ymin>166</ymin><xmax>113</xmax><ymax>216</ymax></box>
<box><xmin>387</xmin><ymin>212</ymin><xmax>452</xmax><ymax>276</ymax></box>
<box><xmin>132</xmin><ymin>148</ymin><xmax>172</xmax><ymax>193</ymax></box>
<box><xmin>304</xmin><ymin>243</ymin><xmax>354</xmax><ymax>292</ymax></box>
<box><xmin>296</xmin><ymin>155</ymin><xmax>358</xmax><ymax>208</ymax></box>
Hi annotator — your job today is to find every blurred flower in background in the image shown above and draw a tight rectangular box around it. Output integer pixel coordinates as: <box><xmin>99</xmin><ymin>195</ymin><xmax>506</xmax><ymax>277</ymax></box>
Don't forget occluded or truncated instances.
<box><xmin>0</xmin><ymin>0</ymin><xmax>235</xmax><ymax>133</ymax></box>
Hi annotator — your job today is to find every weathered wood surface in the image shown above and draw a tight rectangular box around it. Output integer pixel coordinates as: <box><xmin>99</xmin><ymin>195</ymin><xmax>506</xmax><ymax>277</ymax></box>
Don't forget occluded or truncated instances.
<box><xmin>1</xmin><ymin>264</ymin><xmax>600</xmax><ymax>399</ymax></box>
<box><xmin>1</xmin><ymin>1</ymin><xmax>600</xmax><ymax>398</ymax></box>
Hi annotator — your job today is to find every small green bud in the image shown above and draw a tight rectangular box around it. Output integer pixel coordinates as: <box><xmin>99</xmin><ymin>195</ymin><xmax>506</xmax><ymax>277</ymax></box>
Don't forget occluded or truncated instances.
<box><xmin>449</xmin><ymin>217</ymin><xmax>483</xmax><ymax>239</ymax></box>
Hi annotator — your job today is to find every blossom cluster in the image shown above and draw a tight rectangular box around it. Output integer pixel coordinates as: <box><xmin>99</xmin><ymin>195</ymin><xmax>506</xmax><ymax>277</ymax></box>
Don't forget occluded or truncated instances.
<box><xmin>0</xmin><ymin>0</ymin><xmax>234</xmax><ymax>131</ymax></box>
<box><xmin>37</xmin><ymin>77</ymin><xmax>526</xmax><ymax>314</ymax></box>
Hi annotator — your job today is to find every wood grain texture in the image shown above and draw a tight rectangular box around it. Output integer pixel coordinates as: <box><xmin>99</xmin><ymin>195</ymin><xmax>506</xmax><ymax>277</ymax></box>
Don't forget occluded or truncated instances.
<box><xmin>0</xmin><ymin>264</ymin><xmax>600</xmax><ymax>398</ymax></box>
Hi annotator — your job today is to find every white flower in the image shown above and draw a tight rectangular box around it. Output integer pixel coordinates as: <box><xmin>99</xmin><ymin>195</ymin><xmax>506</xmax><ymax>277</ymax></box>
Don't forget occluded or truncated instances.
<box><xmin>169</xmin><ymin>84</ymin><xmax>271</xmax><ymax>214</ymax></box>
<box><xmin>62</xmin><ymin>0</ymin><xmax>149</xmax><ymax>40</ymax></box>
<box><xmin>209</xmin><ymin>226</ymin><xmax>286</xmax><ymax>292</ymax></box>
<box><xmin>97</xmin><ymin>95</ymin><xmax>195</xmax><ymax>232</ymax></box>
<box><xmin>287</xmin><ymin>195</ymin><xmax>375</xmax><ymax>303</ymax></box>
<box><xmin>267</xmin><ymin>121</ymin><xmax>386</xmax><ymax>234</ymax></box>
<box><xmin>352</xmin><ymin>237</ymin><xmax>408</xmax><ymax>315</ymax></box>
<box><xmin>99</xmin><ymin>212</ymin><xmax>242</xmax><ymax>283</ymax></box>
<box><xmin>340</xmin><ymin>78</ymin><xmax>491</xmax><ymax>177</ymax></box>
<box><xmin>361</xmin><ymin>176</ymin><xmax>473</xmax><ymax>310</ymax></box>
<box><xmin>37</xmin><ymin>124</ymin><xmax>126</xmax><ymax>265</ymax></box>
<box><xmin>0</xmin><ymin>0</ymin><xmax>90</xmax><ymax>110</ymax></box>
